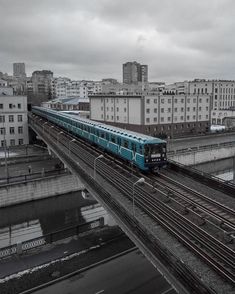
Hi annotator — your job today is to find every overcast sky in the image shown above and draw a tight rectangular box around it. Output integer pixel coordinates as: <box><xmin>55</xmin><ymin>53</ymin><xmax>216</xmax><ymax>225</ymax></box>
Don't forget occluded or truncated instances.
<box><xmin>0</xmin><ymin>0</ymin><xmax>235</xmax><ymax>83</ymax></box>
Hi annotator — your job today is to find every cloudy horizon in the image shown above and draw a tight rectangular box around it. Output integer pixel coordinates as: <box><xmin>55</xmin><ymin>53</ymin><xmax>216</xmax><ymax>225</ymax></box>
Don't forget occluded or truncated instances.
<box><xmin>1</xmin><ymin>0</ymin><xmax>235</xmax><ymax>83</ymax></box>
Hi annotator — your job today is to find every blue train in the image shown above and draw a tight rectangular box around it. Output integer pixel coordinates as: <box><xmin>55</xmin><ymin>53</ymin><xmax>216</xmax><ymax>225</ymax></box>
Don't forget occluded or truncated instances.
<box><xmin>32</xmin><ymin>106</ymin><xmax>167</xmax><ymax>172</ymax></box>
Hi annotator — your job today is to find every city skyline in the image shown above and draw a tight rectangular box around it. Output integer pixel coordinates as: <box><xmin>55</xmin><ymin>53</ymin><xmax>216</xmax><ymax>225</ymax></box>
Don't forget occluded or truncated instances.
<box><xmin>1</xmin><ymin>0</ymin><xmax>235</xmax><ymax>82</ymax></box>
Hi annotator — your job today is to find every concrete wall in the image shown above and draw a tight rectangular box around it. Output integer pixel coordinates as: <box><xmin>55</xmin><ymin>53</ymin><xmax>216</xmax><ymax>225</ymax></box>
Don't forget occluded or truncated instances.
<box><xmin>0</xmin><ymin>174</ymin><xmax>84</xmax><ymax>208</ymax></box>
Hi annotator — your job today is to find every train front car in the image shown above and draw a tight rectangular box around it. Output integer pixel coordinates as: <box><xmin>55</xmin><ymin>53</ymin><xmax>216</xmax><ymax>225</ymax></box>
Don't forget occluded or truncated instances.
<box><xmin>143</xmin><ymin>139</ymin><xmax>167</xmax><ymax>173</ymax></box>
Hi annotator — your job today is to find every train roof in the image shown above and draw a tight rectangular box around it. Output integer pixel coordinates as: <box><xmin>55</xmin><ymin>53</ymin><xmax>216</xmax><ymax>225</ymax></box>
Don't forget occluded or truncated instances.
<box><xmin>33</xmin><ymin>106</ymin><xmax>166</xmax><ymax>144</ymax></box>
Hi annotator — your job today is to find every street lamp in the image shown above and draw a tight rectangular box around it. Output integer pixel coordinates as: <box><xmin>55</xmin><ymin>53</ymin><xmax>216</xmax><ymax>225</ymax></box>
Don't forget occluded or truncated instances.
<box><xmin>94</xmin><ymin>154</ymin><xmax>104</xmax><ymax>179</ymax></box>
<box><xmin>69</xmin><ymin>139</ymin><xmax>76</xmax><ymax>155</ymax></box>
<box><xmin>57</xmin><ymin>131</ymin><xmax>63</xmax><ymax>144</ymax></box>
<box><xmin>49</xmin><ymin>125</ymin><xmax>54</xmax><ymax>137</ymax></box>
<box><xmin>132</xmin><ymin>178</ymin><xmax>145</xmax><ymax>217</ymax></box>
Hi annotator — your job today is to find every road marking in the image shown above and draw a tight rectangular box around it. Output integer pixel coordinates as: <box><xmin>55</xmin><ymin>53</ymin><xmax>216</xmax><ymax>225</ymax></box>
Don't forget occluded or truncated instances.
<box><xmin>95</xmin><ymin>290</ymin><xmax>104</xmax><ymax>294</ymax></box>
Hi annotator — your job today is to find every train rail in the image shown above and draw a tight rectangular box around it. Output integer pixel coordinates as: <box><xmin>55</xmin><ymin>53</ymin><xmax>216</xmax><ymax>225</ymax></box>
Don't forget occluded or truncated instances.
<box><xmin>149</xmin><ymin>172</ymin><xmax>235</xmax><ymax>232</ymax></box>
<box><xmin>29</xmin><ymin>113</ymin><xmax>235</xmax><ymax>289</ymax></box>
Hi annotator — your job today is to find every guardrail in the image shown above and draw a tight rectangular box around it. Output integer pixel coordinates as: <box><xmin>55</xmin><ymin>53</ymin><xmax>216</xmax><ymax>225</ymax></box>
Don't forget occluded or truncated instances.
<box><xmin>168</xmin><ymin>140</ymin><xmax>235</xmax><ymax>156</ymax></box>
<box><xmin>0</xmin><ymin>169</ymin><xmax>68</xmax><ymax>186</ymax></box>
<box><xmin>0</xmin><ymin>218</ymin><xmax>104</xmax><ymax>259</ymax></box>
<box><xmin>168</xmin><ymin>159</ymin><xmax>235</xmax><ymax>197</ymax></box>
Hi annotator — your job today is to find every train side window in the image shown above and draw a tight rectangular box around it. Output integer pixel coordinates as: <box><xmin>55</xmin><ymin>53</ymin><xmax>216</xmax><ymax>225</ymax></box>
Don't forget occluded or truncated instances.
<box><xmin>106</xmin><ymin>133</ymin><xmax>109</xmax><ymax>140</ymax></box>
<box><xmin>123</xmin><ymin>140</ymin><xmax>129</xmax><ymax>148</ymax></box>
<box><xmin>131</xmin><ymin>143</ymin><xmax>136</xmax><ymax>153</ymax></box>
<box><xmin>139</xmin><ymin>145</ymin><xmax>143</xmax><ymax>155</ymax></box>
<box><xmin>96</xmin><ymin>130</ymin><xmax>99</xmax><ymax>136</ymax></box>
<box><xmin>101</xmin><ymin>133</ymin><xmax>104</xmax><ymax>138</ymax></box>
<box><xmin>117</xmin><ymin>137</ymin><xmax>121</xmax><ymax>145</ymax></box>
<box><xmin>111</xmin><ymin>136</ymin><xmax>115</xmax><ymax>143</ymax></box>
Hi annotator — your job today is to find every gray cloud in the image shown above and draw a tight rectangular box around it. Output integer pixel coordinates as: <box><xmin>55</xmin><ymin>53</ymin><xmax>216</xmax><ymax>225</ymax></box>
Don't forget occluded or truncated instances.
<box><xmin>0</xmin><ymin>0</ymin><xmax>235</xmax><ymax>82</ymax></box>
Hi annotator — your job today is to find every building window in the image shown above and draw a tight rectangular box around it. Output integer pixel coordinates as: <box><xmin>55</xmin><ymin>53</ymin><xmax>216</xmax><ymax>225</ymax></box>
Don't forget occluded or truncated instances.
<box><xmin>19</xmin><ymin>139</ymin><xmax>24</xmax><ymax>145</ymax></box>
<box><xmin>187</xmin><ymin>99</ymin><xmax>190</xmax><ymax>103</ymax></box>
<box><xmin>0</xmin><ymin>104</ymin><xmax>3</xmax><ymax>109</ymax></box>
<box><xmin>161</xmin><ymin>117</ymin><xmax>164</xmax><ymax>122</ymax></box>
<box><xmin>10</xmin><ymin>127</ymin><xmax>15</xmax><ymax>134</ymax></box>
<box><xmin>161</xmin><ymin>108</ymin><xmax>164</xmax><ymax>113</ymax></box>
<box><xmin>18</xmin><ymin>115</ymin><xmax>23</xmax><ymax>122</ymax></box>
<box><xmin>174</xmin><ymin>108</ymin><xmax>177</xmax><ymax>112</ymax></box>
<box><xmin>146</xmin><ymin>118</ymin><xmax>150</xmax><ymax>123</ymax></box>
<box><xmin>193</xmin><ymin>115</ymin><xmax>196</xmax><ymax>120</ymax></box>
<box><xmin>101</xmin><ymin>106</ymin><xmax>103</xmax><ymax>111</ymax></box>
<box><xmin>146</xmin><ymin>99</ymin><xmax>150</xmax><ymax>104</ymax></box>
<box><xmin>0</xmin><ymin>115</ymin><xmax>5</xmax><ymax>123</ymax></box>
<box><xmin>154</xmin><ymin>108</ymin><xmax>157</xmax><ymax>113</ymax></box>
<box><xmin>154</xmin><ymin>99</ymin><xmax>157</xmax><ymax>103</ymax></box>
<box><xmin>0</xmin><ymin>127</ymin><xmax>5</xmax><ymax>135</ymax></box>
<box><xmin>1</xmin><ymin>140</ymin><xmax>5</xmax><ymax>147</ymax></box>
<box><xmin>168</xmin><ymin>108</ymin><xmax>171</xmax><ymax>113</ymax></box>
<box><xmin>154</xmin><ymin>117</ymin><xmax>157</xmax><ymax>122</ymax></box>
<box><xmin>193</xmin><ymin>107</ymin><xmax>196</xmax><ymax>112</ymax></box>
<box><xmin>199</xmin><ymin>107</ymin><xmax>202</xmax><ymax>111</ymax></box>
<box><xmin>187</xmin><ymin>107</ymin><xmax>190</xmax><ymax>112</ymax></box>
<box><xmin>193</xmin><ymin>98</ymin><xmax>196</xmax><ymax>103</ymax></box>
<box><xmin>168</xmin><ymin>117</ymin><xmax>171</xmax><ymax>122</ymax></box>
<box><xmin>174</xmin><ymin>99</ymin><xmax>178</xmax><ymax>103</ymax></box>
<box><xmin>9</xmin><ymin>115</ymin><xmax>14</xmax><ymax>122</ymax></box>
<box><xmin>10</xmin><ymin>139</ymin><xmax>15</xmax><ymax>146</ymax></box>
<box><xmin>181</xmin><ymin>107</ymin><xmax>184</xmax><ymax>112</ymax></box>
<box><xmin>168</xmin><ymin>99</ymin><xmax>171</xmax><ymax>103</ymax></box>
<box><xmin>161</xmin><ymin>99</ymin><xmax>164</xmax><ymax>103</ymax></box>
<box><xmin>180</xmin><ymin>116</ymin><xmax>184</xmax><ymax>120</ymax></box>
<box><xmin>181</xmin><ymin>99</ymin><xmax>184</xmax><ymax>103</ymax></box>
<box><xmin>199</xmin><ymin>115</ymin><xmax>201</xmax><ymax>119</ymax></box>
<box><xmin>9</xmin><ymin>103</ymin><xmax>13</xmax><ymax>109</ymax></box>
<box><xmin>116</xmin><ymin>116</ymin><xmax>119</xmax><ymax>121</ymax></box>
<box><xmin>18</xmin><ymin>103</ymin><xmax>21</xmax><ymax>109</ymax></box>
<box><xmin>18</xmin><ymin>126</ymin><xmax>23</xmax><ymax>134</ymax></box>
<box><xmin>146</xmin><ymin>108</ymin><xmax>150</xmax><ymax>113</ymax></box>
<box><xmin>187</xmin><ymin>115</ymin><xmax>190</xmax><ymax>120</ymax></box>
<box><xmin>124</xmin><ymin>107</ymin><xmax>127</xmax><ymax>112</ymax></box>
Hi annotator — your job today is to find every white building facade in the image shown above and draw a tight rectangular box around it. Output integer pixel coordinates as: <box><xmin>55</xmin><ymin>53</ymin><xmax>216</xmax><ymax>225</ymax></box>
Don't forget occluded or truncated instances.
<box><xmin>90</xmin><ymin>94</ymin><xmax>211</xmax><ymax>137</ymax></box>
<box><xmin>51</xmin><ymin>78</ymin><xmax>103</xmax><ymax>99</ymax></box>
<box><xmin>0</xmin><ymin>95</ymin><xmax>29</xmax><ymax>147</ymax></box>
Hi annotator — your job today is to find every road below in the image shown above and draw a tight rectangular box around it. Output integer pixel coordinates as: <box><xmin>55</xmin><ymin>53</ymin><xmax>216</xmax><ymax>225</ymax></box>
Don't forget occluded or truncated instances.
<box><xmin>33</xmin><ymin>250</ymin><xmax>176</xmax><ymax>294</ymax></box>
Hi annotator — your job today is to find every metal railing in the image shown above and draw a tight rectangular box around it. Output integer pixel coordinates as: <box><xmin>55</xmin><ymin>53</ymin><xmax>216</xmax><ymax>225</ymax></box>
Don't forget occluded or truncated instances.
<box><xmin>168</xmin><ymin>140</ymin><xmax>235</xmax><ymax>156</ymax></box>
<box><xmin>0</xmin><ymin>218</ymin><xmax>104</xmax><ymax>259</ymax></box>
<box><xmin>0</xmin><ymin>169</ymin><xmax>68</xmax><ymax>186</ymax></box>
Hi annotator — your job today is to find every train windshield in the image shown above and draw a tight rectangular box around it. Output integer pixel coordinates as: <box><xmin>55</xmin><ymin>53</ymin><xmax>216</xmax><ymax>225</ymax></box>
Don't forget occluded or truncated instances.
<box><xmin>144</xmin><ymin>143</ymin><xmax>166</xmax><ymax>156</ymax></box>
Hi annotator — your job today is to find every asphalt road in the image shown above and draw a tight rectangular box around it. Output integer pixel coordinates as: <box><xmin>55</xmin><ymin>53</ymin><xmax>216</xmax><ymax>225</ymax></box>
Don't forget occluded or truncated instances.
<box><xmin>33</xmin><ymin>250</ymin><xmax>176</xmax><ymax>294</ymax></box>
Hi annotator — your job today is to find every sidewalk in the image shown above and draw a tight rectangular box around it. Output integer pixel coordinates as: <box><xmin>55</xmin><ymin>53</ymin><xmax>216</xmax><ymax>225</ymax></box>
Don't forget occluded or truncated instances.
<box><xmin>0</xmin><ymin>226</ymin><xmax>123</xmax><ymax>280</ymax></box>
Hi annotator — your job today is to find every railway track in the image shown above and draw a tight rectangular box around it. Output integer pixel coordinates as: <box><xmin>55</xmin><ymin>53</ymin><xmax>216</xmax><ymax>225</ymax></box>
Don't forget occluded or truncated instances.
<box><xmin>30</xmin><ymin>114</ymin><xmax>235</xmax><ymax>288</ymax></box>
<box><xmin>146</xmin><ymin>173</ymin><xmax>235</xmax><ymax>233</ymax></box>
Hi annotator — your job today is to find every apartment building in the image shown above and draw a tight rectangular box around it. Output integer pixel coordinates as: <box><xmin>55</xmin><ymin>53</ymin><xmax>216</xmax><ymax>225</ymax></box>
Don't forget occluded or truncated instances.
<box><xmin>188</xmin><ymin>79</ymin><xmax>235</xmax><ymax>110</ymax></box>
<box><xmin>123</xmin><ymin>61</ymin><xmax>148</xmax><ymax>84</ymax></box>
<box><xmin>0</xmin><ymin>95</ymin><xmax>29</xmax><ymax>147</ymax></box>
<box><xmin>89</xmin><ymin>93</ymin><xmax>211</xmax><ymax>137</ymax></box>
